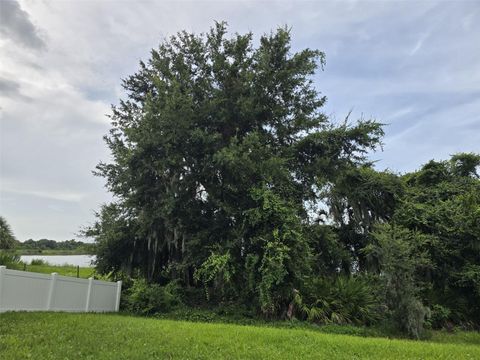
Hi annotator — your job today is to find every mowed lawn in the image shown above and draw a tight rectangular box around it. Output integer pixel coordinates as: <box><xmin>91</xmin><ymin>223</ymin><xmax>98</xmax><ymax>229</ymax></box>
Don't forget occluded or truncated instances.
<box><xmin>10</xmin><ymin>263</ymin><xmax>94</xmax><ymax>278</ymax></box>
<box><xmin>1</xmin><ymin>313</ymin><xmax>479</xmax><ymax>359</ymax></box>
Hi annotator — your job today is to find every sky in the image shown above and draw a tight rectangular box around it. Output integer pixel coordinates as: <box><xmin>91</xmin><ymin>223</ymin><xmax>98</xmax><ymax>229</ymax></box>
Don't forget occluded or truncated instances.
<box><xmin>0</xmin><ymin>0</ymin><xmax>479</xmax><ymax>241</ymax></box>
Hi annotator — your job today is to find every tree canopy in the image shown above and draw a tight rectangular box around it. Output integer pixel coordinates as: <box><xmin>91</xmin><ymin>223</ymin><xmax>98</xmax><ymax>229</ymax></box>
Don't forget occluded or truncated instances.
<box><xmin>0</xmin><ymin>216</ymin><xmax>16</xmax><ymax>250</ymax></box>
<box><xmin>87</xmin><ymin>23</ymin><xmax>480</xmax><ymax>335</ymax></box>
<box><xmin>89</xmin><ymin>22</ymin><xmax>382</xmax><ymax>310</ymax></box>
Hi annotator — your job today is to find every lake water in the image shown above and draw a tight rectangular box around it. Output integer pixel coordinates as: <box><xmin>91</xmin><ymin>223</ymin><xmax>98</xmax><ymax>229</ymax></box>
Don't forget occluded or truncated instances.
<box><xmin>20</xmin><ymin>255</ymin><xmax>96</xmax><ymax>267</ymax></box>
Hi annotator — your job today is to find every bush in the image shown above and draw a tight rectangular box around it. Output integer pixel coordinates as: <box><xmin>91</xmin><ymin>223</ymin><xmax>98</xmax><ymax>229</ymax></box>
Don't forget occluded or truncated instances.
<box><xmin>428</xmin><ymin>304</ymin><xmax>451</xmax><ymax>329</ymax></box>
<box><xmin>365</xmin><ymin>224</ymin><xmax>432</xmax><ymax>338</ymax></box>
<box><xmin>30</xmin><ymin>259</ymin><xmax>47</xmax><ymax>266</ymax></box>
<box><xmin>0</xmin><ymin>251</ymin><xmax>20</xmax><ymax>267</ymax></box>
<box><xmin>194</xmin><ymin>252</ymin><xmax>234</xmax><ymax>301</ymax></box>
<box><xmin>123</xmin><ymin>278</ymin><xmax>183</xmax><ymax>315</ymax></box>
<box><xmin>294</xmin><ymin>276</ymin><xmax>381</xmax><ymax>326</ymax></box>
<box><xmin>396</xmin><ymin>298</ymin><xmax>430</xmax><ymax>339</ymax></box>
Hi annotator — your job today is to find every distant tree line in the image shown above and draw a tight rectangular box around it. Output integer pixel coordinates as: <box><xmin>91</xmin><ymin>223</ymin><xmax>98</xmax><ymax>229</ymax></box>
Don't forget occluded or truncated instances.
<box><xmin>0</xmin><ymin>221</ymin><xmax>94</xmax><ymax>255</ymax></box>
<box><xmin>14</xmin><ymin>239</ymin><xmax>95</xmax><ymax>254</ymax></box>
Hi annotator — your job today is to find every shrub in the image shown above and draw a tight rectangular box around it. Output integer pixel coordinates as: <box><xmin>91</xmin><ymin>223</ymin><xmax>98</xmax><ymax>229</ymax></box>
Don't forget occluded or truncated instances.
<box><xmin>30</xmin><ymin>259</ymin><xmax>47</xmax><ymax>266</ymax></box>
<box><xmin>294</xmin><ymin>276</ymin><xmax>381</xmax><ymax>326</ymax></box>
<box><xmin>0</xmin><ymin>251</ymin><xmax>20</xmax><ymax>267</ymax></box>
<box><xmin>367</xmin><ymin>224</ymin><xmax>431</xmax><ymax>338</ymax></box>
<box><xmin>0</xmin><ymin>217</ymin><xmax>16</xmax><ymax>249</ymax></box>
<box><xmin>123</xmin><ymin>278</ymin><xmax>183</xmax><ymax>315</ymax></box>
<box><xmin>194</xmin><ymin>252</ymin><xmax>234</xmax><ymax>301</ymax></box>
<box><xmin>428</xmin><ymin>304</ymin><xmax>452</xmax><ymax>329</ymax></box>
<box><xmin>395</xmin><ymin>298</ymin><xmax>430</xmax><ymax>339</ymax></box>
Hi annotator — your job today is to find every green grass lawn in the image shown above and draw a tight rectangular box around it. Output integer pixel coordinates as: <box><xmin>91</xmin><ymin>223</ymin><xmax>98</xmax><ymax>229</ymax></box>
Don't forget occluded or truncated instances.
<box><xmin>25</xmin><ymin>263</ymin><xmax>94</xmax><ymax>278</ymax></box>
<box><xmin>0</xmin><ymin>312</ymin><xmax>479</xmax><ymax>359</ymax></box>
<box><xmin>10</xmin><ymin>263</ymin><xmax>94</xmax><ymax>278</ymax></box>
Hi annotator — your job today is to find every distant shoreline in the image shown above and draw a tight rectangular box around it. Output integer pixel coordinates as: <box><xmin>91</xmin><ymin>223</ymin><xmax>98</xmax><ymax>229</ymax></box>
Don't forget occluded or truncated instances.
<box><xmin>16</xmin><ymin>250</ymin><xmax>95</xmax><ymax>256</ymax></box>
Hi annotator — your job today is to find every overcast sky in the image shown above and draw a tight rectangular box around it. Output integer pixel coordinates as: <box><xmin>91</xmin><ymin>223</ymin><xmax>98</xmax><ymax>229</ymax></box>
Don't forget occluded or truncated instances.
<box><xmin>1</xmin><ymin>0</ymin><xmax>479</xmax><ymax>241</ymax></box>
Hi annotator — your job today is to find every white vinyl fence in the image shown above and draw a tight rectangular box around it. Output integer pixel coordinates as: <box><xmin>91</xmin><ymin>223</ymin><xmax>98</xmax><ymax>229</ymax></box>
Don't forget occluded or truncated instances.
<box><xmin>0</xmin><ymin>266</ymin><xmax>121</xmax><ymax>313</ymax></box>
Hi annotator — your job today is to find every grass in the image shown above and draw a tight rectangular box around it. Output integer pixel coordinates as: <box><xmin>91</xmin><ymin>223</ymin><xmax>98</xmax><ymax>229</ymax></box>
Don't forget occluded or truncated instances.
<box><xmin>430</xmin><ymin>330</ymin><xmax>480</xmax><ymax>346</ymax></box>
<box><xmin>9</xmin><ymin>262</ymin><xmax>94</xmax><ymax>279</ymax></box>
<box><xmin>154</xmin><ymin>307</ymin><xmax>478</xmax><ymax>342</ymax></box>
<box><xmin>23</xmin><ymin>263</ymin><xmax>94</xmax><ymax>278</ymax></box>
<box><xmin>155</xmin><ymin>307</ymin><xmax>390</xmax><ymax>338</ymax></box>
<box><xmin>0</xmin><ymin>312</ymin><xmax>479</xmax><ymax>359</ymax></box>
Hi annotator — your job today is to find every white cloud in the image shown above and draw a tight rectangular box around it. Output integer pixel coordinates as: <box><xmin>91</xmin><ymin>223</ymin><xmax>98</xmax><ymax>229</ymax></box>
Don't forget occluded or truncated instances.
<box><xmin>1</xmin><ymin>183</ymin><xmax>86</xmax><ymax>202</ymax></box>
<box><xmin>0</xmin><ymin>0</ymin><xmax>45</xmax><ymax>49</ymax></box>
<box><xmin>409</xmin><ymin>32</ymin><xmax>430</xmax><ymax>56</ymax></box>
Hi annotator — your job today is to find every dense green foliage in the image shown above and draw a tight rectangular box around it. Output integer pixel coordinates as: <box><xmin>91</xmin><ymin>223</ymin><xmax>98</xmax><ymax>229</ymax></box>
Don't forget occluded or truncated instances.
<box><xmin>293</xmin><ymin>276</ymin><xmax>380</xmax><ymax>326</ymax></box>
<box><xmin>1</xmin><ymin>313</ymin><xmax>479</xmax><ymax>360</ymax></box>
<box><xmin>0</xmin><ymin>251</ymin><xmax>20</xmax><ymax>268</ymax></box>
<box><xmin>393</xmin><ymin>154</ymin><xmax>480</xmax><ymax>328</ymax></box>
<box><xmin>0</xmin><ymin>217</ymin><xmax>19</xmax><ymax>268</ymax></box>
<box><xmin>367</xmin><ymin>225</ymin><xmax>431</xmax><ymax>338</ymax></box>
<box><xmin>87</xmin><ymin>22</ymin><xmax>382</xmax><ymax>309</ymax></box>
<box><xmin>0</xmin><ymin>216</ymin><xmax>16</xmax><ymax>250</ymax></box>
<box><xmin>123</xmin><ymin>278</ymin><xmax>183</xmax><ymax>315</ymax></box>
<box><xmin>86</xmin><ymin>23</ymin><xmax>480</xmax><ymax>337</ymax></box>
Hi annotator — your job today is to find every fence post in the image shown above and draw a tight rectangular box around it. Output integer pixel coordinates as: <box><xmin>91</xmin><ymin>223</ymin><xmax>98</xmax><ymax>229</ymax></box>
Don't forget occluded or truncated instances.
<box><xmin>85</xmin><ymin>277</ymin><xmax>94</xmax><ymax>312</ymax></box>
<box><xmin>46</xmin><ymin>272</ymin><xmax>58</xmax><ymax>310</ymax></box>
<box><xmin>115</xmin><ymin>280</ymin><xmax>122</xmax><ymax>312</ymax></box>
<box><xmin>0</xmin><ymin>266</ymin><xmax>6</xmax><ymax>310</ymax></box>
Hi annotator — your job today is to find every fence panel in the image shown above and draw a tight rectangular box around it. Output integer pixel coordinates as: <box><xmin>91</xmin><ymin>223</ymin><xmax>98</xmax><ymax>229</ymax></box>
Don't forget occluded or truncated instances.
<box><xmin>89</xmin><ymin>280</ymin><xmax>118</xmax><ymax>312</ymax></box>
<box><xmin>0</xmin><ymin>266</ymin><xmax>121</xmax><ymax>313</ymax></box>
<box><xmin>0</xmin><ymin>269</ymin><xmax>51</xmax><ymax>311</ymax></box>
<box><xmin>52</xmin><ymin>276</ymin><xmax>90</xmax><ymax>312</ymax></box>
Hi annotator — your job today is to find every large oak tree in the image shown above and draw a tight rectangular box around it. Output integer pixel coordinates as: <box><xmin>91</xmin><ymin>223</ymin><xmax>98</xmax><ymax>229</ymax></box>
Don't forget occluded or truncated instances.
<box><xmin>88</xmin><ymin>23</ymin><xmax>383</xmax><ymax>314</ymax></box>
